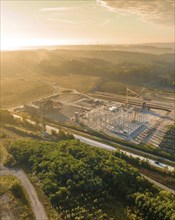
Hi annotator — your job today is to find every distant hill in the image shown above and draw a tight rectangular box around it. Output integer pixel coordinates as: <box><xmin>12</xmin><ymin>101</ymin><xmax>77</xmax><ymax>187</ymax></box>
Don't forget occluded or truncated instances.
<box><xmin>12</xmin><ymin>42</ymin><xmax>175</xmax><ymax>55</ymax></box>
<box><xmin>140</xmin><ymin>42</ymin><xmax>174</xmax><ymax>48</ymax></box>
<box><xmin>1</xmin><ymin>48</ymin><xmax>174</xmax><ymax>104</ymax></box>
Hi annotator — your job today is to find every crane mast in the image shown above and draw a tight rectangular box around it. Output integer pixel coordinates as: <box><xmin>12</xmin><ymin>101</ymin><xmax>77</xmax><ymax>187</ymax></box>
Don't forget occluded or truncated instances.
<box><xmin>125</xmin><ymin>87</ymin><xmax>139</xmax><ymax>106</ymax></box>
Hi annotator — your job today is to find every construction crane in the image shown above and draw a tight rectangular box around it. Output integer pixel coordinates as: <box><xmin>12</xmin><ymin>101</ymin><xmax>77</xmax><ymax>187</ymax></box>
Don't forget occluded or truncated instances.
<box><xmin>125</xmin><ymin>87</ymin><xmax>143</xmax><ymax>123</ymax></box>
<box><xmin>125</xmin><ymin>87</ymin><xmax>139</xmax><ymax>106</ymax></box>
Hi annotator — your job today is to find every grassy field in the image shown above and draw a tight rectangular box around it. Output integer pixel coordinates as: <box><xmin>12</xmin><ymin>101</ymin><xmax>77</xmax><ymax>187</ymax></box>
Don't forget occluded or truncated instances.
<box><xmin>0</xmin><ymin>175</ymin><xmax>34</xmax><ymax>220</ymax></box>
<box><xmin>1</xmin><ymin>74</ymin><xmax>101</xmax><ymax>108</ymax></box>
<box><xmin>42</xmin><ymin>74</ymin><xmax>101</xmax><ymax>93</ymax></box>
<box><xmin>2</xmin><ymin>66</ymin><xmax>174</xmax><ymax>110</ymax></box>
<box><xmin>1</xmin><ymin>78</ymin><xmax>53</xmax><ymax>108</ymax></box>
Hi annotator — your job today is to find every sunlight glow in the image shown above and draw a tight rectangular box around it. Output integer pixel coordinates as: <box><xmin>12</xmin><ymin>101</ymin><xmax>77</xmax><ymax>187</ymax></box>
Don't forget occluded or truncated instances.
<box><xmin>1</xmin><ymin>38</ymin><xmax>91</xmax><ymax>51</ymax></box>
<box><xmin>1</xmin><ymin>1</ymin><xmax>173</xmax><ymax>51</ymax></box>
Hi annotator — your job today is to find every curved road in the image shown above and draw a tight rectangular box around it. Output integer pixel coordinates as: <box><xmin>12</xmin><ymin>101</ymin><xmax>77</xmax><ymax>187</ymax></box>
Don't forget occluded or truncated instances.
<box><xmin>0</xmin><ymin>165</ymin><xmax>48</xmax><ymax>220</ymax></box>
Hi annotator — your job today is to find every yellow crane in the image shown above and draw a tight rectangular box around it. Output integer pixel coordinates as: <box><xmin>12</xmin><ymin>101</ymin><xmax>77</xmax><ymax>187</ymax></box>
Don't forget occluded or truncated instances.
<box><xmin>125</xmin><ymin>87</ymin><xmax>139</xmax><ymax>106</ymax></box>
<box><xmin>125</xmin><ymin>87</ymin><xmax>140</xmax><ymax>123</ymax></box>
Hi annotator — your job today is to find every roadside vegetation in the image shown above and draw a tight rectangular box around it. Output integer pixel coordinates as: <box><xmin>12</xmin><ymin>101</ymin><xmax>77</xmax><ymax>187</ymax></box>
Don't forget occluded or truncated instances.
<box><xmin>50</xmin><ymin>118</ymin><xmax>175</xmax><ymax>163</ymax></box>
<box><xmin>0</xmin><ymin>175</ymin><xmax>34</xmax><ymax>220</ymax></box>
<box><xmin>79</xmin><ymin>127</ymin><xmax>175</xmax><ymax>163</ymax></box>
<box><xmin>114</xmin><ymin>150</ymin><xmax>175</xmax><ymax>190</ymax></box>
<box><xmin>99</xmin><ymin>131</ymin><xmax>175</xmax><ymax>163</ymax></box>
<box><xmin>160</xmin><ymin>125</ymin><xmax>175</xmax><ymax>154</ymax></box>
<box><xmin>7</xmin><ymin>139</ymin><xmax>175</xmax><ymax>220</ymax></box>
<box><xmin>0</xmin><ymin>108</ymin><xmax>74</xmax><ymax>141</ymax></box>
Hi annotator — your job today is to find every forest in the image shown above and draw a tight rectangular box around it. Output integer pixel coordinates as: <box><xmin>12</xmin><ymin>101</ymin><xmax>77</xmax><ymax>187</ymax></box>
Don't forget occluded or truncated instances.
<box><xmin>2</xmin><ymin>48</ymin><xmax>174</xmax><ymax>90</ymax></box>
<box><xmin>7</xmin><ymin>139</ymin><xmax>175</xmax><ymax>220</ymax></box>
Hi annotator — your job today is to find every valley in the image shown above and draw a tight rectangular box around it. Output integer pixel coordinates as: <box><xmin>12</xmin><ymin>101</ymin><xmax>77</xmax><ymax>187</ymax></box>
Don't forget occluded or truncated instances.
<box><xmin>1</xmin><ymin>44</ymin><xmax>175</xmax><ymax>220</ymax></box>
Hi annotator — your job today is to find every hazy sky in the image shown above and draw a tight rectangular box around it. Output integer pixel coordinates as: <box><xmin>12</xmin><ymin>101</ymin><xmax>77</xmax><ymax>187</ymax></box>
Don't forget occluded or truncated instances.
<box><xmin>1</xmin><ymin>0</ymin><xmax>174</xmax><ymax>50</ymax></box>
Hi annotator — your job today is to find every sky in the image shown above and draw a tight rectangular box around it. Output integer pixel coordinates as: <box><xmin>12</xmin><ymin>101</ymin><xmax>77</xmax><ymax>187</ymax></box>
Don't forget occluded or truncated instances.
<box><xmin>1</xmin><ymin>0</ymin><xmax>174</xmax><ymax>50</ymax></box>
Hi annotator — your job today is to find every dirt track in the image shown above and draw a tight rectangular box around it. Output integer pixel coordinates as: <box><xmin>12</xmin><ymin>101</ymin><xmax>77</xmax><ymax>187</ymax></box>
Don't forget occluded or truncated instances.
<box><xmin>0</xmin><ymin>165</ymin><xmax>48</xmax><ymax>220</ymax></box>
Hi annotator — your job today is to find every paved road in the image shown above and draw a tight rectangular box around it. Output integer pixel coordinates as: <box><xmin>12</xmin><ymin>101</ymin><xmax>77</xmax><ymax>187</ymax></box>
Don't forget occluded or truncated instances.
<box><xmin>74</xmin><ymin>134</ymin><xmax>174</xmax><ymax>171</ymax></box>
<box><xmin>74</xmin><ymin>135</ymin><xmax>175</xmax><ymax>195</ymax></box>
<box><xmin>0</xmin><ymin>165</ymin><xmax>48</xmax><ymax>220</ymax></box>
<box><xmin>41</xmin><ymin>118</ymin><xmax>175</xmax><ymax>169</ymax></box>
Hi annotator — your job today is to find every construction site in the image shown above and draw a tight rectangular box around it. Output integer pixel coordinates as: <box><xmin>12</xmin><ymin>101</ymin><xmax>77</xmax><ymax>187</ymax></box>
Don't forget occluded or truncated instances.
<box><xmin>16</xmin><ymin>85</ymin><xmax>174</xmax><ymax>146</ymax></box>
<box><xmin>77</xmin><ymin>102</ymin><xmax>147</xmax><ymax>138</ymax></box>
<box><xmin>74</xmin><ymin>88</ymin><xmax>173</xmax><ymax>144</ymax></box>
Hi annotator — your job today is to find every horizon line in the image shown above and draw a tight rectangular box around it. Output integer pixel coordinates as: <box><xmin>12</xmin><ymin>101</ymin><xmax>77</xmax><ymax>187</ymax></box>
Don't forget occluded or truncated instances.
<box><xmin>1</xmin><ymin>41</ymin><xmax>174</xmax><ymax>52</ymax></box>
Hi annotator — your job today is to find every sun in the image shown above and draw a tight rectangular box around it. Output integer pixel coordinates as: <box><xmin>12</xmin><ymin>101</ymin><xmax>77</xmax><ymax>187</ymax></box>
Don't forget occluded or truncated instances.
<box><xmin>0</xmin><ymin>38</ymin><xmax>88</xmax><ymax>51</ymax></box>
<box><xmin>1</xmin><ymin>38</ymin><xmax>16</xmax><ymax>51</ymax></box>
